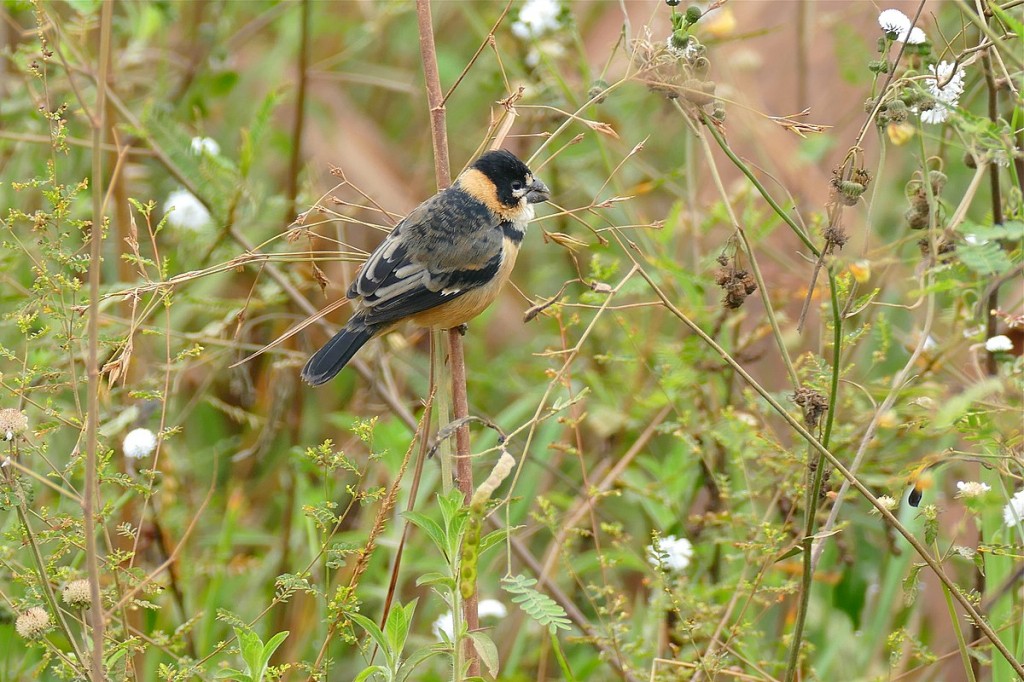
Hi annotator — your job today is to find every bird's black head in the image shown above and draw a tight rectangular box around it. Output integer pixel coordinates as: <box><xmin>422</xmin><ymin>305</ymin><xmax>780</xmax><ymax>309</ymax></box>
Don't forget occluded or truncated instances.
<box><xmin>471</xmin><ymin>149</ymin><xmax>550</xmax><ymax>209</ymax></box>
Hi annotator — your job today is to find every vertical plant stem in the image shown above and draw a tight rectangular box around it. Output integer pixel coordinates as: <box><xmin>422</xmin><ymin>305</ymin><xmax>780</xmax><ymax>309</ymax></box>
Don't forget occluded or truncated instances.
<box><xmin>631</xmin><ymin>264</ymin><xmax>1024</xmax><ymax>676</ymax></box>
<box><xmin>85</xmin><ymin>2</ymin><xmax>114</xmax><ymax>678</ymax></box>
<box><xmin>13</xmin><ymin>499</ymin><xmax>88</xmax><ymax>671</ymax></box>
<box><xmin>414</xmin><ymin>0</ymin><xmax>478</xmax><ymax>675</ymax></box>
<box><xmin>697</xmin><ymin>110</ymin><xmax>843</xmax><ymax>681</ymax></box>
<box><xmin>285</xmin><ymin>0</ymin><xmax>311</xmax><ymax>221</ymax></box>
<box><xmin>941</xmin><ymin>573</ymin><xmax>978</xmax><ymax>682</ymax></box>
<box><xmin>980</xmin><ymin>46</ymin><xmax>1004</xmax><ymax>378</ymax></box>
<box><xmin>976</xmin><ymin>9</ymin><xmax>1004</xmax><ymax>674</ymax></box>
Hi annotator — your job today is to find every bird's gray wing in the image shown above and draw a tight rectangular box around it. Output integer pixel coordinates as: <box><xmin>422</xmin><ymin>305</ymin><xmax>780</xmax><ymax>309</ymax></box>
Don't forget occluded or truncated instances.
<box><xmin>347</xmin><ymin>189</ymin><xmax>504</xmax><ymax>326</ymax></box>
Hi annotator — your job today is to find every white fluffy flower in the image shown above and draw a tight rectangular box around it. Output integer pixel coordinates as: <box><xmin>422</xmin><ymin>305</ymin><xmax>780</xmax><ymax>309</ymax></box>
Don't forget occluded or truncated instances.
<box><xmin>479</xmin><ymin>599</ymin><xmax>508</xmax><ymax>619</ymax></box>
<box><xmin>1003</xmin><ymin>489</ymin><xmax>1024</xmax><ymax>528</ymax></box>
<box><xmin>665</xmin><ymin>34</ymin><xmax>700</xmax><ymax>60</ymax></box>
<box><xmin>123</xmin><ymin>428</ymin><xmax>157</xmax><ymax>459</ymax></box>
<box><xmin>0</xmin><ymin>408</ymin><xmax>28</xmax><ymax>442</ymax></box>
<box><xmin>15</xmin><ymin>607</ymin><xmax>52</xmax><ymax>640</ymax></box>
<box><xmin>431</xmin><ymin>611</ymin><xmax>454</xmax><ymax>641</ymax></box>
<box><xmin>871</xmin><ymin>495</ymin><xmax>899</xmax><ymax>514</ymax></box>
<box><xmin>62</xmin><ymin>579</ymin><xmax>92</xmax><ymax>607</ymax></box>
<box><xmin>955</xmin><ymin>481</ymin><xmax>991</xmax><ymax>498</ymax></box>
<box><xmin>918</xmin><ymin>61</ymin><xmax>965</xmax><ymax>124</ymax></box>
<box><xmin>512</xmin><ymin>0</ymin><xmax>561</xmax><ymax>39</ymax></box>
<box><xmin>163</xmin><ymin>188</ymin><xmax>212</xmax><ymax>231</ymax></box>
<box><xmin>985</xmin><ymin>335</ymin><xmax>1014</xmax><ymax>353</ymax></box>
<box><xmin>878</xmin><ymin>9</ymin><xmax>926</xmax><ymax>44</ymax></box>
<box><xmin>190</xmin><ymin>136</ymin><xmax>220</xmax><ymax>157</ymax></box>
<box><xmin>646</xmin><ymin>534</ymin><xmax>694</xmax><ymax>573</ymax></box>
<box><xmin>905</xmin><ymin>26</ymin><xmax>927</xmax><ymax>44</ymax></box>
<box><xmin>431</xmin><ymin>599</ymin><xmax>507</xmax><ymax>641</ymax></box>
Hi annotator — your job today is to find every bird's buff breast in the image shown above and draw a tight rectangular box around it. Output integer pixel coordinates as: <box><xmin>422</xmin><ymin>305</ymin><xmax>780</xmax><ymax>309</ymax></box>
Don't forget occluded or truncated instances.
<box><xmin>410</xmin><ymin>238</ymin><xmax>519</xmax><ymax>329</ymax></box>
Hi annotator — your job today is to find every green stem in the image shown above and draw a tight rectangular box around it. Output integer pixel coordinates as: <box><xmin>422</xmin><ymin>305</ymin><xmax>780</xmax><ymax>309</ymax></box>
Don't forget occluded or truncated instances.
<box><xmin>628</xmin><ymin>264</ymin><xmax>1024</xmax><ymax>677</ymax></box>
<box><xmin>549</xmin><ymin>629</ymin><xmax>577</xmax><ymax>682</ymax></box>
<box><xmin>13</xmin><ymin>498</ymin><xmax>88</xmax><ymax>672</ymax></box>
<box><xmin>689</xmin><ymin>110</ymin><xmax>800</xmax><ymax>389</ymax></box>
<box><xmin>941</xmin><ymin>573</ymin><xmax>978</xmax><ymax>682</ymax></box>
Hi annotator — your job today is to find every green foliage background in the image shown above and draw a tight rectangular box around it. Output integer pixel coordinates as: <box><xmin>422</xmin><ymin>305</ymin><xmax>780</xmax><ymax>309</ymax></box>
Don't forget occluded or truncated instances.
<box><xmin>0</xmin><ymin>1</ymin><xmax>1021</xmax><ymax>680</ymax></box>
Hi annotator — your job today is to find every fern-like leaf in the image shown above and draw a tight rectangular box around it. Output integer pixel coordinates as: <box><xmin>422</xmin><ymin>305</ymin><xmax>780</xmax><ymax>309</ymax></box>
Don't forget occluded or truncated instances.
<box><xmin>501</xmin><ymin>575</ymin><xmax>572</xmax><ymax>633</ymax></box>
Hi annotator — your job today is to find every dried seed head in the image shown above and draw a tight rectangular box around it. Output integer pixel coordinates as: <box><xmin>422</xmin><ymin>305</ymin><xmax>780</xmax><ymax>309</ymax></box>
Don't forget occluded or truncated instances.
<box><xmin>587</xmin><ymin>79</ymin><xmax>609</xmax><ymax>104</ymax></box>
<box><xmin>905</xmin><ymin>207</ymin><xmax>929</xmax><ymax>230</ymax></box>
<box><xmin>887</xmin><ymin>99</ymin><xmax>909</xmax><ymax>124</ymax></box>
<box><xmin>715</xmin><ymin>267</ymin><xmax>757</xmax><ymax>309</ymax></box>
<box><xmin>682</xmin><ymin>78</ymin><xmax>715</xmax><ymax>105</ymax></box>
<box><xmin>793</xmin><ymin>387</ymin><xmax>829</xmax><ymax>429</ymax></box>
<box><xmin>823</xmin><ymin>224</ymin><xmax>848</xmax><ymax>250</ymax></box>
<box><xmin>692</xmin><ymin>55</ymin><xmax>711</xmax><ymax>78</ymax></box>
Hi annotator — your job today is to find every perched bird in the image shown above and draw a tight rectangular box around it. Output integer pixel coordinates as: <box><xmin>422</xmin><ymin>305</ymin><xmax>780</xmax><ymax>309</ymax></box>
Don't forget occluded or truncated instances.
<box><xmin>301</xmin><ymin>149</ymin><xmax>550</xmax><ymax>386</ymax></box>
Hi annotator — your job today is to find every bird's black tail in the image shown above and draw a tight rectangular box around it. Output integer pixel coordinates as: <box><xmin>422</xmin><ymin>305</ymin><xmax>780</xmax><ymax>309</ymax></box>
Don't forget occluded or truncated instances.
<box><xmin>301</xmin><ymin>318</ymin><xmax>377</xmax><ymax>386</ymax></box>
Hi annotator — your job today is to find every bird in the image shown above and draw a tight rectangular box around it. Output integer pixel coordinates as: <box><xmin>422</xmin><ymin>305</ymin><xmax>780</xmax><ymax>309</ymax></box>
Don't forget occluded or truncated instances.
<box><xmin>301</xmin><ymin>149</ymin><xmax>550</xmax><ymax>386</ymax></box>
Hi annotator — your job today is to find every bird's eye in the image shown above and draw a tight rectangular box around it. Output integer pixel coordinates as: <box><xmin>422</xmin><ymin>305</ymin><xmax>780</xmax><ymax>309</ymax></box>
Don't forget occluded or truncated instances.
<box><xmin>511</xmin><ymin>180</ymin><xmax>524</xmax><ymax>191</ymax></box>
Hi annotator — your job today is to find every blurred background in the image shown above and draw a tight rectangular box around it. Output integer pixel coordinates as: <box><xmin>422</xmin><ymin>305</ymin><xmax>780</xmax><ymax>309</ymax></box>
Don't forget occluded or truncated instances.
<box><xmin>0</xmin><ymin>1</ymin><xmax>1021</xmax><ymax>680</ymax></box>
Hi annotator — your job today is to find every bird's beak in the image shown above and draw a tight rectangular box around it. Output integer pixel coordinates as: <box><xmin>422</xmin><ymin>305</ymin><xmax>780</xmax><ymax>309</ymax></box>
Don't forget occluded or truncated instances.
<box><xmin>526</xmin><ymin>179</ymin><xmax>551</xmax><ymax>204</ymax></box>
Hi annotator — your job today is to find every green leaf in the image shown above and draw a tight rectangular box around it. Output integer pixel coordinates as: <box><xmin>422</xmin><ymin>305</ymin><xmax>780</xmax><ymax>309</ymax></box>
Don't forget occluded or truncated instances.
<box><xmin>240</xmin><ymin>89</ymin><xmax>282</xmax><ymax>178</ymax></box>
<box><xmin>402</xmin><ymin>511</ymin><xmax>448</xmax><ymax>558</ymax></box>
<box><xmin>258</xmin><ymin>631</ymin><xmax>289</xmax><ymax>675</ymax></box>
<box><xmin>234</xmin><ymin>627</ymin><xmax>264</xmax><ymax>677</ymax></box>
<box><xmin>353</xmin><ymin>665</ymin><xmax>389</xmax><ymax>682</ymax></box>
<box><xmin>478</xmin><ymin>527</ymin><xmax>512</xmax><ymax>556</ymax></box>
<box><xmin>833</xmin><ymin>563</ymin><xmax>869</xmax><ymax>630</ymax></box>
<box><xmin>437</xmin><ymin>489</ymin><xmax>464</xmax><ymax>528</ymax></box>
<box><xmin>397</xmin><ymin>646</ymin><xmax>446</xmax><ymax>682</ymax></box>
<box><xmin>989</xmin><ymin>3</ymin><xmax>1024</xmax><ymax>45</ymax></box>
<box><xmin>501</xmin><ymin>575</ymin><xmax>572</xmax><ymax>633</ymax></box>
<box><xmin>467</xmin><ymin>631</ymin><xmax>500</xmax><ymax>678</ymax></box>
<box><xmin>65</xmin><ymin>0</ymin><xmax>102</xmax><ymax>15</ymax></box>
<box><xmin>384</xmin><ymin>600</ymin><xmax>417</xmax><ymax>658</ymax></box>
<box><xmin>933</xmin><ymin>378</ymin><xmax>1003</xmax><ymax>429</ymax></box>
<box><xmin>348</xmin><ymin>612</ymin><xmax>392</xmax><ymax>668</ymax></box>
<box><xmin>958</xmin><ymin>240</ymin><xmax>1016</xmax><ymax>275</ymax></box>
<box><xmin>414</xmin><ymin>572</ymin><xmax>454</xmax><ymax>589</ymax></box>
<box><xmin>215</xmin><ymin>669</ymin><xmax>253</xmax><ymax>681</ymax></box>
<box><xmin>773</xmin><ymin>545</ymin><xmax>803</xmax><ymax>563</ymax></box>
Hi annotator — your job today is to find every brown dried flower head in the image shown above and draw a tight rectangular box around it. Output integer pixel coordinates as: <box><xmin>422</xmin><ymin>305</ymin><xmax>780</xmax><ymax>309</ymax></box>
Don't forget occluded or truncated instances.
<box><xmin>715</xmin><ymin>267</ymin><xmax>757</xmax><ymax>309</ymax></box>
<box><xmin>793</xmin><ymin>387</ymin><xmax>829</xmax><ymax>429</ymax></box>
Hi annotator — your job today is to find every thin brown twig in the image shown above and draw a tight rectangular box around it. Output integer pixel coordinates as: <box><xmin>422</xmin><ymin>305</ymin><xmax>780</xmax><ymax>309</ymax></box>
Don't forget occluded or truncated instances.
<box><xmin>414</xmin><ymin>0</ymin><xmax>479</xmax><ymax>674</ymax></box>
<box><xmin>441</xmin><ymin>0</ymin><xmax>514</xmax><ymax>107</ymax></box>
<box><xmin>627</xmin><ymin>256</ymin><xmax>1024</xmax><ymax>677</ymax></box>
<box><xmin>285</xmin><ymin>0</ymin><xmax>311</xmax><ymax>222</ymax></box>
<box><xmin>84</xmin><ymin>2</ymin><xmax>113</xmax><ymax>678</ymax></box>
